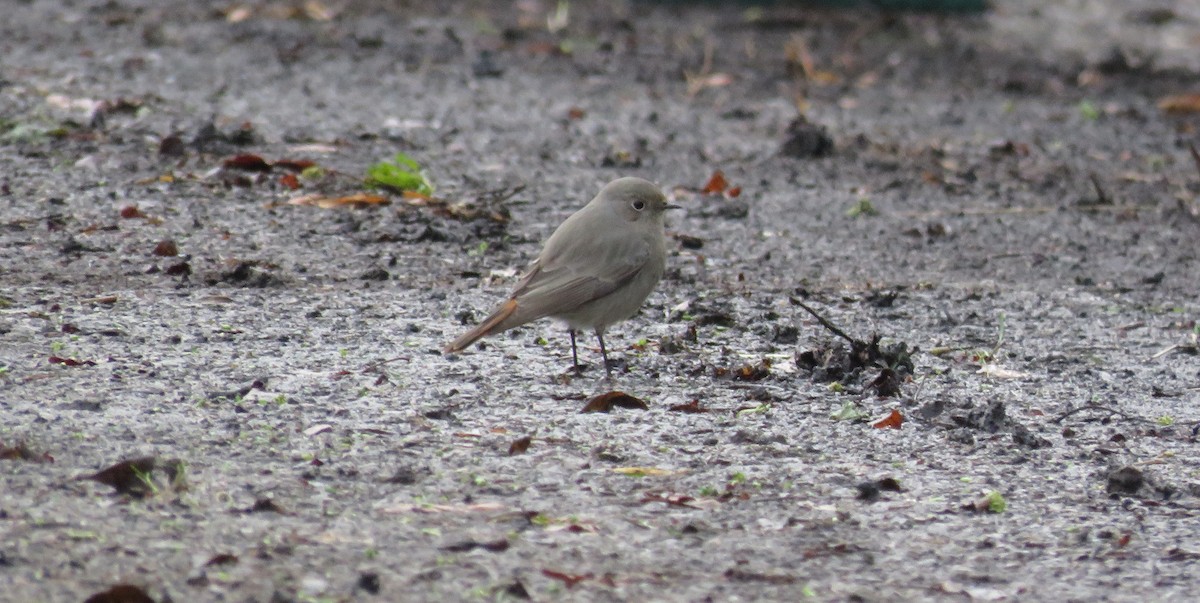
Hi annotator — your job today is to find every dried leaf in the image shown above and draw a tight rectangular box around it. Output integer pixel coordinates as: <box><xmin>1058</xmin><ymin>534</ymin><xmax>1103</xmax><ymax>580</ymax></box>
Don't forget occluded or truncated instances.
<box><xmin>733</xmin><ymin>359</ymin><xmax>771</xmax><ymax>381</ymax></box>
<box><xmin>0</xmin><ymin>442</ymin><xmax>53</xmax><ymax>463</ymax></box>
<box><xmin>508</xmin><ymin>436</ymin><xmax>533</xmax><ymax>455</ymax></box>
<box><xmin>119</xmin><ymin>205</ymin><xmax>145</xmax><ymax>219</ymax></box>
<box><xmin>1158</xmin><ymin>93</ymin><xmax>1200</xmax><ymax>115</ymax></box>
<box><xmin>84</xmin><ymin>584</ymin><xmax>155</xmax><ymax>603</ymax></box>
<box><xmin>204</xmin><ymin>553</ymin><xmax>239</xmax><ymax>566</ymax></box>
<box><xmin>701</xmin><ymin>170</ymin><xmax>729</xmax><ymax>195</ymax></box>
<box><xmin>581</xmin><ymin>391</ymin><xmax>649</xmax><ymax>413</ymax></box>
<box><xmin>274</xmin><ymin>158</ymin><xmax>316</xmax><ymax>172</ymax></box>
<box><xmin>855</xmin><ymin>477</ymin><xmax>902</xmax><ymax>501</ymax></box>
<box><xmin>541</xmin><ymin>569</ymin><xmax>591</xmax><ymax>589</ymax></box>
<box><xmin>152</xmin><ymin>240</ymin><xmax>178</xmax><ymax>257</ymax></box>
<box><xmin>82</xmin><ymin>295</ymin><xmax>119</xmax><ymax>305</ymax></box>
<box><xmin>872</xmin><ymin>409</ymin><xmax>904</xmax><ymax>429</ymax></box>
<box><xmin>246</xmin><ymin>498</ymin><xmax>287</xmax><ymax>514</ymax></box>
<box><xmin>279</xmin><ymin>173</ymin><xmax>301</xmax><ymax>190</ymax></box>
<box><xmin>442</xmin><ymin>538</ymin><xmax>510</xmax><ymax>553</ymax></box>
<box><xmin>49</xmin><ymin>356</ymin><xmax>96</xmax><ymax>367</ymax></box>
<box><xmin>223</xmin><ymin>154</ymin><xmax>272</xmax><ymax>171</ymax></box>
<box><xmin>225</xmin><ymin>5</ymin><xmax>253</xmax><ymax>22</ymax></box>
<box><xmin>668</xmin><ymin>399</ymin><xmax>709</xmax><ymax>413</ymax></box>
<box><xmin>158</xmin><ymin>134</ymin><xmax>185</xmax><ymax>157</ymax></box>
<box><xmin>640</xmin><ymin>491</ymin><xmax>698</xmax><ymax>508</ymax></box>
<box><xmin>287</xmin><ymin>193</ymin><xmax>390</xmax><ymax>208</ymax></box>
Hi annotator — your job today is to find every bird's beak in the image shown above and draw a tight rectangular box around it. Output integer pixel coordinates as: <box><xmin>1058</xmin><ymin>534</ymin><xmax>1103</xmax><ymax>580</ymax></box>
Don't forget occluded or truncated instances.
<box><xmin>665</xmin><ymin>203</ymin><xmax>682</xmax><ymax>210</ymax></box>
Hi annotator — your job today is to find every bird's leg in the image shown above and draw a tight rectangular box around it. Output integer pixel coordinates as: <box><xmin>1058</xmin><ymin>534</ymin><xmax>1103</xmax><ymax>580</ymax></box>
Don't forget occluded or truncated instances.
<box><xmin>595</xmin><ymin>329</ymin><xmax>611</xmax><ymax>377</ymax></box>
<box><xmin>568</xmin><ymin>328</ymin><xmax>582</xmax><ymax>375</ymax></box>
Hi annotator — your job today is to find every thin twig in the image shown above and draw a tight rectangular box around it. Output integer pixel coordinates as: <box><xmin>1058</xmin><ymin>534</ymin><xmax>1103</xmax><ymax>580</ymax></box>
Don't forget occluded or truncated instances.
<box><xmin>1089</xmin><ymin>173</ymin><xmax>1110</xmax><ymax>205</ymax></box>
<box><xmin>789</xmin><ymin>297</ymin><xmax>857</xmax><ymax>344</ymax></box>
<box><xmin>361</xmin><ymin>355</ymin><xmax>411</xmax><ymax>373</ymax></box>
<box><xmin>479</xmin><ymin>184</ymin><xmax>526</xmax><ymax>204</ymax></box>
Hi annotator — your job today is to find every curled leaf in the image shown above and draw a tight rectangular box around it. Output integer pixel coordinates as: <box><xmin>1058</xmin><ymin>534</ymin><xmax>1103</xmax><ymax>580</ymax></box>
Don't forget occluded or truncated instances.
<box><xmin>872</xmin><ymin>409</ymin><xmax>904</xmax><ymax>429</ymax></box>
<box><xmin>581</xmin><ymin>391</ymin><xmax>649</xmax><ymax>413</ymax></box>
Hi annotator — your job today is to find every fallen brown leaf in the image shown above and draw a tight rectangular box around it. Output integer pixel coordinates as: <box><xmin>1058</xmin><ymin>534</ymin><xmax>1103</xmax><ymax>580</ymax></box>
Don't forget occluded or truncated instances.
<box><xmin>668</xmin><ymin>399</ymin><xmax>709</xmax><ymax>413</ymax></box>
<box><xmin>872</xmin><ymin>409</ymin><xmax>904</xmax><ymax>429</ymax></box>
<box><xmin>49</xmin><ymin>356</ymin><xmax>96</xmax><ymax>367</ymax></box>
<box><xmin>288</xmin><ymin>193</ymin><xmax>389</xmax><ymax>208</ymax></box>
<box><xmin>640</xmin><ymin>491</ymin><xmax>698</xmax><ymax>508</ymax></box>
<box><xmin>581</xmin><ymin>391</ymin><xmax>649</xmax><ymax>413</ymax></box>
<box><xmin>701</xmin><ymin>170</ymin><xmax>729</xmax><ymax>195</ymax></box>
<box><xmin>273</xmin><ymin>158</ymin><xmax>317</xmax><ymax>172</ymax></box>
<box><xmin>541</xmin><ymin>569</ymin><xmax>592</xmax><ymax>589</ymax></box>
<box><xmin>84</xmin><ymin>584</ymin><xmax>155</xmax><ymax>603</ymax></box>
<box><xmin>223</xmin><ymin>153</ymin><xmax>272</xmax><ymax>171</ymax></box>
<box><xmin>246</xmin><ymin>497</ymin><xmax>288</xmax><ymax>514</ymax></box>
<box><xmin>205</xmin><ymin>553</ymin><xmax>239</xmax><ymax>566</ymax></box>
<box><xmin>279</xmin><ymin>173</ymin><xmax>301</xmax><ymax>190</ymax></box>
<box><xmin>0</xmin><ymin>442</ymin><xmax>54</xmax><ymax>463</ymax></box>
<box><xmin>1159</xmin><ymin>92</ymin><xmax>1200</xmax><ymax>115</ymax></box>
<box><xmin>152</xmin><ymin>240</ymin><xmax>178</xmax><ymax>257</ymax></box>
<box><xmin>508</xmin><ymin>436</ymin><xmax>533</xmax><ymax>455</ymax></box>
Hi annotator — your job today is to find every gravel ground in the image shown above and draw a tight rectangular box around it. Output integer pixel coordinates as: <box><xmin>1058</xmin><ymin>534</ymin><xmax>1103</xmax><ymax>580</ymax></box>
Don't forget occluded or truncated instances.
<box><xmin>2</xmin><ymin>1</ymin><xmax>1199</xmax><ymax>601</ymax></box>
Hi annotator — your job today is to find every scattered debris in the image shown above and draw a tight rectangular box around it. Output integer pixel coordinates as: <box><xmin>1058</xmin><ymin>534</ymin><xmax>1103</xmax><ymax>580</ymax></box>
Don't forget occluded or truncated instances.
<box><xmin>780</xmin><ymin>115</ymin><xmax>833</xmax><ymax>158</ymax></box>
<box><xmin>49</xmin><ymin>356</ymin><xmax>96</xmax><ymax>367</ymax></box>
<box><xmin>0</xmin><ymin>442</ymin><xmax>54</xmax><ymax>463</ymax></box>
<box><xmin>204</xmin><ymin>553</ymin><xmax>239</xmax><ymax>567</ymax></box>
<box><xmin>952</xmin><ymin>399</ymin><xmax>1051</xmax><ymax>449</ymax></box>
<box><xmin>243</xmin><ymin>497</ymin><xmax>288</xmax><ymax>514</ymax></box>
<box><xmin>668</xmin><ymin>399</ymin><xmax>709</xmax><ymax>413</ymax></box>
<box><xmin>856</xmin><ymin>477</ymin><xmax>902</xmax><ymax>501</ymax></box>
<box><xmin>714</xmin><ymin>359</ymin><xmax>771</xmax><ymax>382</ymax></box>
<box><xmin>1106</xmin><ymin>465</ymin><xmax>1143</xmax><ymax>496</ymax></box>
<box><xmin>724</xmin><ymin>567</ymin><xmax>796</xmax><ymax>585</ymax></box>
<box><xmin>791</xmin><ymin>297</ymin><xmax>914</xmax><ymax>396</ymax></box>
<box><xmin>508</xmin><ymin>436</ymin><xmax>533</xmax><ymax>455</ymax></box>
<box><xmin>963</xmin><ymin>490</ymin><xmax>1007</xmax><ymax>513</ymax></box>
<box><xmin>441</xmin><ymin>538</ymin><xmax>510</xmax><ymax>553</ymax></box>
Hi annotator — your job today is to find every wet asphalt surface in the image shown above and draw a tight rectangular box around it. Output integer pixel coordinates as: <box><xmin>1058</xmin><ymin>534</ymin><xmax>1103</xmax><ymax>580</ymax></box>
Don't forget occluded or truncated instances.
<box><xmin>2</xmin><ymin>0</ymin><xmax>1199</xmax><ymax>601</ymax></box>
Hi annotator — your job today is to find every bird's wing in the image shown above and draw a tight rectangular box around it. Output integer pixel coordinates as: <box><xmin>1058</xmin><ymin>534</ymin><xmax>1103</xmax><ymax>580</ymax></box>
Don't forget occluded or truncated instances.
<box><xmin>505</xmin><ymin>225</ymin><xmax>651</xmax><ymax>325</ymax></box>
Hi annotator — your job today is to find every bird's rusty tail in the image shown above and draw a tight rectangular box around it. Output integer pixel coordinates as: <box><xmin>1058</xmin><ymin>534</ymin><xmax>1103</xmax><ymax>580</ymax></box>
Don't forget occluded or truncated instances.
<box><xmin>444</xmin><ymin>299</ymin><xmax>519</xmax><ymax>353</ymax></box>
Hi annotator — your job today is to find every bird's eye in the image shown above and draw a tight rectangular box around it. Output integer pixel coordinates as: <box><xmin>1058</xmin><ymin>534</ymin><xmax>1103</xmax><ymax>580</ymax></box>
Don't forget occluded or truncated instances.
<box><xmin>632</xmin><ymin>200</ymin><xmax>646</xmax><ymax>211</ymax></box>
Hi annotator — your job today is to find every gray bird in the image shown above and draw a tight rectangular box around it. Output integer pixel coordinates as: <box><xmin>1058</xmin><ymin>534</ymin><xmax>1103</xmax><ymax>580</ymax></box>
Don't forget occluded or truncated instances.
<box><xmin>445</xmin><ymin>177</ymin><xmax>678</xmax><ymax>375</ymax></box>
